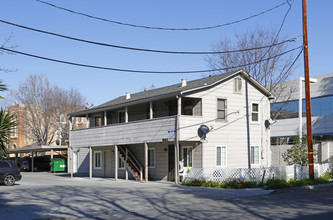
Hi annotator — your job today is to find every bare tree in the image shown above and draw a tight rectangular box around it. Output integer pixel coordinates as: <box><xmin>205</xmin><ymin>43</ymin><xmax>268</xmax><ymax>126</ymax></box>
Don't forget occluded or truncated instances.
<box><xmin>206</xmin><ymin>28</ymin><xmax>300</xmax><ymax>118</ymax></box>
<box><xmin>0</xmin><ymin>33</ymin><xmax>17</xmax><ymax>73</ymax></box>
<box><xmin>11</xmin><ymin>74</ymin><xmax>86</xmax><ymax>146</ymax></box>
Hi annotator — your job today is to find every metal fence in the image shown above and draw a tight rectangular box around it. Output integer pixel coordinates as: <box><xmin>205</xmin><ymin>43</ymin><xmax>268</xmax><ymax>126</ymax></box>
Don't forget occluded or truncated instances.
<box><xmin>183</xmin><ymin>163</ymin><xmax>333</xmax><ymax>183</ymax></box>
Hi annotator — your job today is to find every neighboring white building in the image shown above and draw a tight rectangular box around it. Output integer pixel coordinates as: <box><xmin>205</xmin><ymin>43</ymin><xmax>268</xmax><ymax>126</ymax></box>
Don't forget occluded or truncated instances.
<box><xmin>68</xmin><ymin>70</ymin><xmax>273</xmax><ymax>182</ymax></box>
<box><xmin>271</xmin><ymin>72</ymin><xmax>333</xmax><ymax>144</ymax></box>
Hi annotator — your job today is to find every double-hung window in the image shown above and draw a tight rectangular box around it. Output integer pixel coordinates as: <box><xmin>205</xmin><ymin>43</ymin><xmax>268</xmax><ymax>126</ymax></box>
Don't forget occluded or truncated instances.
<box><xmin>250</xmin><ymin>146</ymin><xmax>260</xmax><ymax>165</ymax></box>
<box><xmin>148</xmin><ymin>148</ymin><xmax>155</xmax><ymax>168</ymax></box>
<box><xmin>94</xmin><ymin>151</ymin><xmax>102</xmax><ymax>169</ymax></box>
<box><xmin>216</xmin><ymin>146</ymin><xmax>227</xmax><ymax>167</ymax></box>
<box><xmin>182</xmin><ymin>147</ymin><xmax>193</xmax><ymax>167</ymax></box>
<box><xmin>217</xmin><ymin>99</ymin><xmax>227</xmax><ymax>120</ymax></box>
<box><xmin>251</xmin><ymin>102</ymin><xmax>259</xmax><ymax>122</ymax></box>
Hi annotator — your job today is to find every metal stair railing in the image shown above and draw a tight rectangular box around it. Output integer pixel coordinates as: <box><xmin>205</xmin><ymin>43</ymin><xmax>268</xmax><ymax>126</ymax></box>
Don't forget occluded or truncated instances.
<box><xmin>118</xmin><ymin>146</ymin><xmax>143</xmax><ymax>181</ymax></box>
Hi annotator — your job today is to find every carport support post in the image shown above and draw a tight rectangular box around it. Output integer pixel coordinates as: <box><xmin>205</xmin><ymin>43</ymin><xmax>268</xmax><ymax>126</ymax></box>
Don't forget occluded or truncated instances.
<box><xmin>125</xmin><ymin>148</ymin><xmax>128</xmax><ymax>180</ymax></box>
<box><xmin>115</xmin><ymin>145</ymin><xmax>118</xmax><ymax>181</ymax></box>
<box><xmin>31</xmin><ymin>151</ymin><xmax>34</xmax><ymax>172</ymax></box>
<box><xmin>15</xmin><ymin>153</ymin><xmax>18</xmax><ymax>165</ymax></box>
<box><xmin>144</xmin><ymin>142</ymin><xmax>148</xmax><ymax>182</ymax></box>
<box><xmin>70</xmin><ymin>147</ymin><xmax>73</xmax><ymax>178</ymax></box>
<box><xmin>89</xmin><ymin>146</ymin><xmax>92</xmax><ymax>179</ymax></box>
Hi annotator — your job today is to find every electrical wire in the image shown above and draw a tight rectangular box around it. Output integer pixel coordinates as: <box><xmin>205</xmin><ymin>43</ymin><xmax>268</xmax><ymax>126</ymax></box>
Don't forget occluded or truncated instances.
<box><xmin>247</xmin><ymin>0</ymin><xmax>293</xmax><ymax>76</ymax></box>
<box><xmin>0</xmin><ymin>46</ymin><xmax>302</xmax><ymax>74</ymax></box>
<box><xmin>36</xmin><ymin>0</ymin><xmax>290</xmax><ymax>31</ymax></box>
<box><xmin>0</xmin><ymin>19</ymin><xmax>298</xmax><ymax>55</ymax></box>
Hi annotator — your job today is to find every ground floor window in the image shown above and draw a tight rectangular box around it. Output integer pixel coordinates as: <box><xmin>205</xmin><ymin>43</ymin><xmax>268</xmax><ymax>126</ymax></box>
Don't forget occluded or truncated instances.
<box><xmin>94</xmin><ymin>151</ymin><xmax>102</xmax><ymax>169</ymax></box>
<box><xmin>250</xmin><ymin>146</ymin><xmax>260</xmax><ymax>165</ymax></box>
<box><xmin>216</xmin><ymin>146</ymin><xmax>227</xmax><ymax>166</ymax></box>
<box><xmin>119</xmin><ymin>156</ymin><xmax>125</xmax><ymax>169</ymax></box>
<box><xmin>148</xmin><ymin>148</ymin><xmax>155</xmax><ymax>168</ymax></box>
<box><xmin>182</xmin><ymin>146</ymin><xmax>193</xmax><ymax>167</ymax></box>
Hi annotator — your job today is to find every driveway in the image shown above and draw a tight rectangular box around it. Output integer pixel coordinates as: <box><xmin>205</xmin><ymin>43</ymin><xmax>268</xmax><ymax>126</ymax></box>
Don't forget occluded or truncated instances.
<box><xmin>0</xmin><ymin>172</ymin><xmax>332</xmax><ymax>219</ymax></box>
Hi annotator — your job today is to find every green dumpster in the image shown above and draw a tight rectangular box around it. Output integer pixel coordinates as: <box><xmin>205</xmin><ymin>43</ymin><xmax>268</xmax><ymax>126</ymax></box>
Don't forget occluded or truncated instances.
<box><xmin>50</xmin><ymin>158</ymin><xmax>66</xmax><ymax>172</ymax></box>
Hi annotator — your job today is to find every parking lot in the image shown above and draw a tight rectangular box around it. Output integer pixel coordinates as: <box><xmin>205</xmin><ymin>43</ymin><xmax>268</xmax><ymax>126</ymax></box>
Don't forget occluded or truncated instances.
<box><xmin>0</xmin><ymin>172</ymin><xmax>333</xmax><ymax>219</ymax></box>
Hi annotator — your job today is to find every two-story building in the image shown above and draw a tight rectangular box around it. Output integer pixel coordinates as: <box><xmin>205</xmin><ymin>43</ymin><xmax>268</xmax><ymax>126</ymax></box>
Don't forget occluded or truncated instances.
<box><xmin>68</xmin><ymin>70</ymin><xmax>274</xmax><ymax>182</ymax></box>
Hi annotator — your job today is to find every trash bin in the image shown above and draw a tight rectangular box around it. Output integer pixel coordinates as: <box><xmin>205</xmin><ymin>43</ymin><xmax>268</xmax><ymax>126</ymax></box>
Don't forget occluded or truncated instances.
<box><xmin>50</xmin><ymin>158</ymin><xmax>66</xmax><ymax>172</ymax></box>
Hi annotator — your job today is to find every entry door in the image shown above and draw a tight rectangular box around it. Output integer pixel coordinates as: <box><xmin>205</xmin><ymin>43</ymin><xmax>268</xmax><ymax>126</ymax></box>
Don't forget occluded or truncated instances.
<box><xmin>168</xmin><ymin>145</ymin><xmax>175</xmax><ymax>181</ymax></box>
<box><xmin>73</xmin><ymin>151</ymin><xmax>78</xmax><ymax>173</ymax></box>
<box><xmin>104</xmin><ymin>150</ymin><xmax>112</xmax><ymax>178</ymax></box>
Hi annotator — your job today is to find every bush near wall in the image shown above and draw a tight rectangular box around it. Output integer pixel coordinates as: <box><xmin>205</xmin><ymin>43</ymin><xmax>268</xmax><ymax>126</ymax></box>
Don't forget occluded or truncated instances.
<box><xmin>182</xmin><ymin>172</ymin><xmax>333</xmax><ymax>189</ymax></box>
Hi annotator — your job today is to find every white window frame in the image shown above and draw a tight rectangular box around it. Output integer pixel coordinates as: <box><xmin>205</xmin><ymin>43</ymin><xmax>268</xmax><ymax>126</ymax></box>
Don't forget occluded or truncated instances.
<box><xmin>234</xmin><ymin>77</ymin><xmax>242</xmax><ymax>94</ymax></box>
<box><xmin>251</xmin><ymin>101</ymin><xmax>260</xmax><ymax>123</ymax></box>
<box><xmin>94</xmin><ymin>151</ymin><xmax>102</xmax><ymax>169</ymax></box>
<box><xmin>148</xmin><ymin>148</ymin><xmax>155</xmax><ymax>168</ymax></box>
<box><xmin>216</xmin><ymin>145</ymin><xmax>227</xmax><ymax>167</ymax></box>
<box><xmin>182</xmin><ymin>146</ymin><xmax>193</xmax><ymax>168</ymax></box>
<box><xmin>250</xmin><ymin>145</ymin><xmax>260</xmax><ymax>165</ymax></box>
<box><xmin>217</xmin><ymin>98</ymin><xmax>227</xmax><ymax>120</ymax></box>
<box><xmin>118</xmin><ymin>156</ymin><xmax>125</xmax><ymax>169</ymax></box>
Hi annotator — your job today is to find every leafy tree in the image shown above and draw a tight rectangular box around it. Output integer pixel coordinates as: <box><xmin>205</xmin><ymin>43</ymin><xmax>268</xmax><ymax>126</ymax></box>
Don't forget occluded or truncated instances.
<box><xmin>282</xmin><ymin>136</ymin><xmax>317</xmax><ymax>166</ymax></box>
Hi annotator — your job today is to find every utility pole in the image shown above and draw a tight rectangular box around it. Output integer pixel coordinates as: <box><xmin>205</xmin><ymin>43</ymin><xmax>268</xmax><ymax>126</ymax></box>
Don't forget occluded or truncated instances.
<box><xmin>302</xmin><ymin>0</ymin><xmax>314</xmax><ymax>180</ymax></box>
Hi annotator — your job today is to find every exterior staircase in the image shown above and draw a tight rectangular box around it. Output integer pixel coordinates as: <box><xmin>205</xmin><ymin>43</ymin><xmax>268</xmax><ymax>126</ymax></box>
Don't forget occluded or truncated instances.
<box><xmin>118</xmin><ymin>145</ymin><xmax>144</xmax><ymax>181</ymax></box>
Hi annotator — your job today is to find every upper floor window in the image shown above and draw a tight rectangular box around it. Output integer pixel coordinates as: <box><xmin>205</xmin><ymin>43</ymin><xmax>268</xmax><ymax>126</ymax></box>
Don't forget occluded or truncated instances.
<box><xmin>251</xmin><ymin>102</ymin><xmax>259</xmax><ymax>122</ymax></box>
<box><xmin>217</xmin><ymin>99</ymin><xmax>227</xmax><ymax>120</ymax></box>
<box><xmin>10</xmin><ymin>114</ymin><xmax>18</xmax><ymax>138</ymax></box>
<box><xmin>234</xmin><ymin>78</ymin><xmax>242</xmax><ymax>93</ymax></box>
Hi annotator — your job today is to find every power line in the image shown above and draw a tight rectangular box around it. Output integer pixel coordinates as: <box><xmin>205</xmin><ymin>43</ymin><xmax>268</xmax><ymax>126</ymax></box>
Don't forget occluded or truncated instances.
<box><xmin>36</xmin><ymin>0</ymin><xmax>289</xmax><ymax>31</ymax></box>
<box><xmin>0</xmin><ymin>19</ymin><xmax>299</xmax><ymax>55</ymax></box>
<box><xmin>0</xmin><ymin>46</ymin><xmax>302</xmax><ymax>74</ymax></box>
<box><xmin>247</xmin><ymin>0</ymin><xmax>293</xmax><ymax>75</ymax></box>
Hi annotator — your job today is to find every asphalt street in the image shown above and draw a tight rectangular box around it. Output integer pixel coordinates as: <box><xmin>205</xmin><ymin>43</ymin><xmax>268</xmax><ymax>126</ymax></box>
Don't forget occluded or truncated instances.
<box><xmin>0</xmin><ymin>172</ymin><xmax>332</xmax><ymax>219</ymax></box>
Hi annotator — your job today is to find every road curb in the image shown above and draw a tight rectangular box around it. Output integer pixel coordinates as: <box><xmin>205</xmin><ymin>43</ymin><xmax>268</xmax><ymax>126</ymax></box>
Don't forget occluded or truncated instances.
<box><xmin>270</xmin><ymin>182</ymin><xmax>333</xmax><ymax>194</ymax></box>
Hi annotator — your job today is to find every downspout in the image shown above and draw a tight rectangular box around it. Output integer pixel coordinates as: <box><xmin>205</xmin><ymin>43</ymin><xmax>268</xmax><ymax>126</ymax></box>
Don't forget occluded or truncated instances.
<box><xmin>245</xmin><ymin>81</ymin><xmax>251</xmax><ymax>169</ymax></box>
<box><xmin>175</xmin><ymin>95</ymin><xmax>181</xmax><ymax>184</ymax></box>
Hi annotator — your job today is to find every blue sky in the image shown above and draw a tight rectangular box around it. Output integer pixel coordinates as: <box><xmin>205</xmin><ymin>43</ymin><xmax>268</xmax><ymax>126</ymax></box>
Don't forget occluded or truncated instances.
<box><xmin>0</xmin><ymin>0</ymin><xmax>332</xmax><ymax>106</ymax></box>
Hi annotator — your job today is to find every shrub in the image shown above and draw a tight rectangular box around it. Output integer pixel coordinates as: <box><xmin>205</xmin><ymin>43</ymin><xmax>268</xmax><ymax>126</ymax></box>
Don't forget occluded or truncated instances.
<box><xmin>264</xmin><ymin>179</ymin><xmax>290</xmax><ymax>189</ymax></box>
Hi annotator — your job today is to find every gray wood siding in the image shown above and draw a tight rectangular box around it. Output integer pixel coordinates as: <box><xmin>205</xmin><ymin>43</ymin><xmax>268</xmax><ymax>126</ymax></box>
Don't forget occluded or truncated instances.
<box><xmin>179</xmin><ymin>75</ymin><xmax>271</xmax><ymax>168</ymax></box>
<box><xmin>70</xmin><ymin>117</ymin><xmax>176</xmax><ymax>147</ymax></box>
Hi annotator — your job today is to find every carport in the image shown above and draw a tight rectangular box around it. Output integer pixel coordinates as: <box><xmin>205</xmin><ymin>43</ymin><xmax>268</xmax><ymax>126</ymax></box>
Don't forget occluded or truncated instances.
<box><xmin>8</xmin><ymin>145</ymin><xmax>68</xmax><ymax>172</ymax></box>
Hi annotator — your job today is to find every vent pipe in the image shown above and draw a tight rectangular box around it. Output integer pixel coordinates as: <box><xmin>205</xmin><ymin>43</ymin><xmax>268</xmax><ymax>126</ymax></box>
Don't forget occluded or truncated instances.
<box><xmin>181</xmin><ymin>79</ymin><xmax>187</xmax><ymax>87</ymax></box>
<box><xmin>126</xmin><ymin>92</ymin><xmax>131</xmax><ymax>99</ymax></box>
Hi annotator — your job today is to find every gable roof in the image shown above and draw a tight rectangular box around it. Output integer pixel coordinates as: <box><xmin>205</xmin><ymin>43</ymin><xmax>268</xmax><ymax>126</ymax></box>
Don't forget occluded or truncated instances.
<box><xmin>69</xmin><ymin>70</ymin><xmax>273</xmax><ymax>117</ymax></box>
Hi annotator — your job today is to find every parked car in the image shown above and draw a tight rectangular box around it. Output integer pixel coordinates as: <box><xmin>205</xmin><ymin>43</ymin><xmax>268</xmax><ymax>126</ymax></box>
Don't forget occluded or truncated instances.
<box><xmin>19</xmin><ymin>157</ymin><xmax>50</xmax><ymax>172</ymax></box>
<box><xmin>0</xmin><ymin>160</ymin><xmax>22</xmax><ymax>186</ymax></box>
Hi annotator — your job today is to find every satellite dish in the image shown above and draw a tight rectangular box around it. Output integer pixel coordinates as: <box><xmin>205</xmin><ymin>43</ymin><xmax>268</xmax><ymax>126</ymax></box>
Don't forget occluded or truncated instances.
<box><xmin>265</xmin><ymin>118</ymin><xmax>276</xmax><ymax>129</ymax></box>
<box><xmin>198</xmin><ymin>125</ymin><xmax>210</xmax><ymax>140</ymax></box>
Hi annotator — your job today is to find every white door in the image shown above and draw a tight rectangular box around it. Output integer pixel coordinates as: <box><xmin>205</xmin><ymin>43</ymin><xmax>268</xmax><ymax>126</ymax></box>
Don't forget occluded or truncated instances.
<box><xmin>73</xmin><ymin>151</ymin><xmax>78</xmax><ymax>173</ymax></box>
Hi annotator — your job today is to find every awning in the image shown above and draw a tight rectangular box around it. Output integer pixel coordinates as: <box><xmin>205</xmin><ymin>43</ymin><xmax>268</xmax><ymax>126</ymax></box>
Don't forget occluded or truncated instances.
<box><xmin>8</xmin><ymin>145</ymin><xmax>68</xmax><ymax>154</ymax></box>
